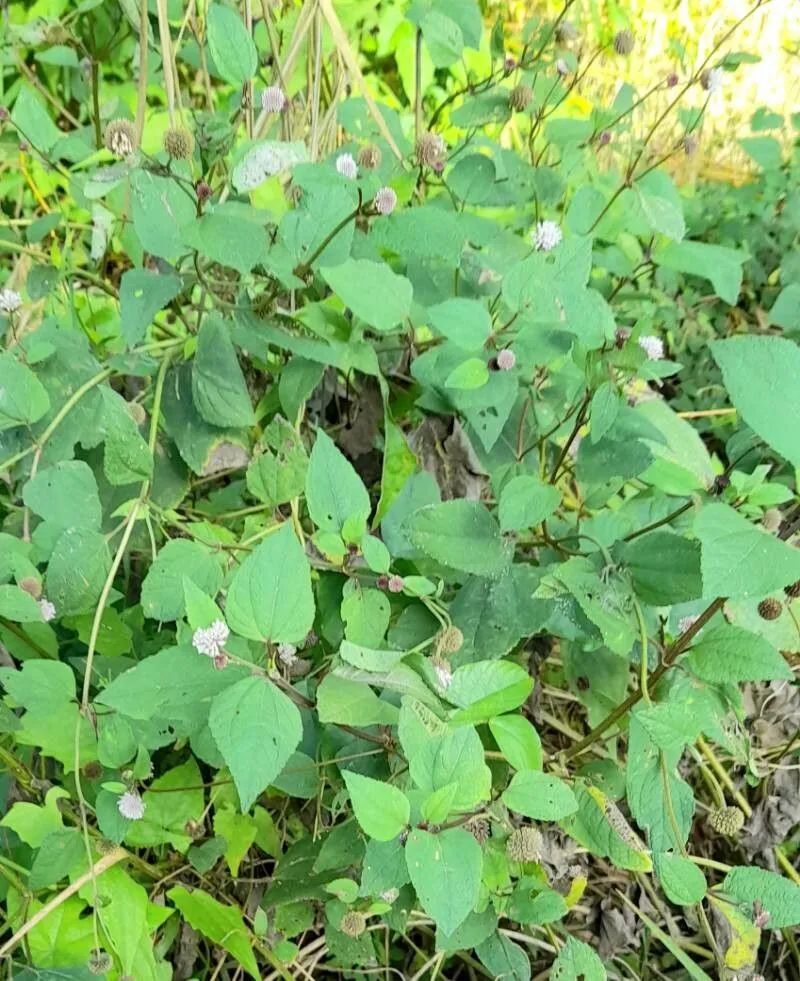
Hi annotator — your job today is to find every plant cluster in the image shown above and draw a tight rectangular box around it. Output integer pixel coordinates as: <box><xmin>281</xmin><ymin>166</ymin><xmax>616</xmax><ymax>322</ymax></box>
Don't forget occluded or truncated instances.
<box><xmin>1</xmin><ymin>0</ymin><xmax>799</xmax><ymax>979</ymax></box>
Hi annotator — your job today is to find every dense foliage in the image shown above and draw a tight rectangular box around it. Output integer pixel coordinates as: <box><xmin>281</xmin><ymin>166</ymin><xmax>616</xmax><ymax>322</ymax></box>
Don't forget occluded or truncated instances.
<box><xmin>1</xmin><ymin>0</ymin><xmax>800</xmax><ymax>978</ymax></box>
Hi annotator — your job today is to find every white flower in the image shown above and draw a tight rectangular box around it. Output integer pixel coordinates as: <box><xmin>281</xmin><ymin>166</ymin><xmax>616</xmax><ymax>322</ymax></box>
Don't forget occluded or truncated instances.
<box><xmin>374</xmin><ymin>187</ymin><xmax>397</xmax><ymax>216</ymax></box>
<box><xmin>433</xmin><ymin>659</ymin><xmax>453</xmax><ymax>690</ymax></box>
<box><xmin>380</xmin><ymin>888</ymin><xmax>399</xmax><ymax>903</ymax></box>
<box><xmin>192</xmin><ymin>619</ymin><xmax>229</xmax><ymax>658</ymax></box>
<box><xmin>261</xmin><ymin>85</ymin><xmax>287</xmax><ymax>113</ymax></box>
<box><xmin>555</xmin><ymin>58</ymin><xmax>569</xmax><ymax>76</ymax></box>
<box><xmin>678</xmin><ymin>614</ymin><xmax>699</xmax><ymax>633</ymax></box>
<box><xmin>335</xmin><ymin>153</ymin><xmax>358</xmax><ymax>179</ymax></box>
<box><xmin>496</xmin><ymin>348</ymin><xmax>516</xmax><ymax>371</ymax></box>
<box><xmin>704</xmin><ymin>67</ymin><xmax>724</xmax><ymax>96</ymax></box>
<box><xmin>277</xmin><ymin>642</ymin><xmax>298</xmax><ymax>665</ymax></box>
<box><xmin>39</xmin><ymin>598</ymin><xmax>56</xmax><ymax>622</ymax></box>
<box><xmin>638</xmin><ymin>335</ymin><xmax>664</xmax><ymax>361</ymax></box>
<box><xmin>532</xmin><ymin>220</ymin><xmax>562</xmax><ymax>252</ymax></box>
<box><xmin>0</xmin><ymin>288</ymin><xmax>22</xmax><ymax>314</ymax></box>
<box><xmin>117</xmin><ymin>790</ymin><xmax>145</xmax><ymax>820</ymax></box>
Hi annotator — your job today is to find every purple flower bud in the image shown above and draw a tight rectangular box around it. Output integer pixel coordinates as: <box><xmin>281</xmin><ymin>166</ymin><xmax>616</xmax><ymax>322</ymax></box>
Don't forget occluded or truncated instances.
<box><xmin>504</xmin><ymin>55</ymin><xmax>516</xmax><ymax>72</ymax></box>
<box><xmin>599</xmin><ymin>130</ymin><xmax>612</xmax><ymax>146</ymax></box>
<box><xmin>387</xmin><ymin>575</ymin><xmax>405</xmax><ymax>593</ymax></box>
<box><xmin>666</xmin><ymin>72</ymin><xmax>679</xmax><ymax>88</ymax></box>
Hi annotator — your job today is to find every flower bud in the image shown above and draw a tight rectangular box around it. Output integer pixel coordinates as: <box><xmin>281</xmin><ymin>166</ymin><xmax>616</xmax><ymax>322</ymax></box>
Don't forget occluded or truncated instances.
<box><xmin>708</xmin><ymin>805</ymin><xmax>745</xmax><ymax>837</ymax></box>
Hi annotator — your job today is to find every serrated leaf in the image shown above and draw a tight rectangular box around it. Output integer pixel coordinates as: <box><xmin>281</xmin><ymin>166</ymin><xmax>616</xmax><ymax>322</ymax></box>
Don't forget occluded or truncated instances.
<box><xmin>502</xmin><ymin>770</ymin><xmax>578</xmax><ymax>820</ymax></box>
<box><xmin>343</xmin><ymin>771</ymin><xmax>410</xmax><ymax>841</ymax></box>
<box><xmin>306</xmin><ymin>429</ymin><xmax>371</xmax><ymax>533</ymax></box>
<box><xmin>410</xmin><ymin>500</ymin><xmax>510</xmax><ymax>576</ymax></box>
<box><xmin>206</xmin><ymin>2</ymin><xmax>257</xmax><ymax>86</ymax></box>
<box><xmin>722</xmin><ymin>866</ymin><xmax>800</xmax><ymax>928</ymax></box>
<box><xmin>0</xmin><ymin>353</ymin><xmax>50</xmax><ymax>432</ymax></box>
<box><xmin>321</xmin><ymin>259</ymin><xmax>413</xmax><ymax>332</ymax></box>
<box><xmin>683</xmin><ymin>623</ymin><xmax>792</xmax><ymax>682</ymax></box>
<box><xmin>405</xmin><ymin>828</ymin><xmax>481</xmax><ymax>934</ymax></box>
<box><xmin>192</xmin><ymin>315</ymin><xmax>254</xmax><ymax>428</ymax></box>
<box><xmin>119</xmin><ymin>269</ymin><xmax>182</xmax><ymax>346</ymax></box>
<box><xmin>168</xmin><ymin>886</ymin><xmax>259</xmax><ymax>979</ymax></box>
<box><xmin>141</xmin><ymin>539</ymin><xmax>224</xmax><ymax>621</ymax></box>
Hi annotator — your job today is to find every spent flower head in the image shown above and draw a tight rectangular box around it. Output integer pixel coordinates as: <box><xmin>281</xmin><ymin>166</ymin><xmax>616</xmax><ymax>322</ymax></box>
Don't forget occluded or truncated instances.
<box><xmin>162</xmin><ymin>126</ymin><xmax>194</xmax><ymax>160</ymax></box>
<box><xmin>415</xmin><ymin>132</ymin><xmax>446</xmax><ymax>168</ymax></box>
<box><xmin>532</xmin><ymin>220</ymin><xmax>562</xmax><ymax>252</ymax></box>
<box><xmin>357</xmin><ymin>144</ymin><xmax>382</xmax><ymax>170</ymax></box>
<box><xmin>277</xmin><ymin>642</ymin><xmax>298</xmax><ymax>666</ymax></box>
<box><xmin>613</xmin><ymin>29</ymin><xmax>635</xmax><ymax>55</ymax></box>
<box><xmin>701</xmin><ymin>67</ymin><xmax>724</xmax><ymax>95</ymax></box>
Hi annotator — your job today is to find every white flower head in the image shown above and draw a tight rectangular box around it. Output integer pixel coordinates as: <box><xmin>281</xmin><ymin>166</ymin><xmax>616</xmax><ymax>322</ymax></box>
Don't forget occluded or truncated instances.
<box><xmin>374</xmin><ymin>187</ymin><xmax>397</xmax><ymax>216</ymax></box>
<box><xmin>532</xmin><ymin>220</ymin><xmax>562</xmax><ymax>252</ymax></box>
<box><xmin>39</xmin><ymin>598</ymin><xmax>56</xmax><ymax>622</ymax></box>
<box><xmin>0</xmin><ymin>288</ymin><xmax>22</xmax><ymax>314</ymax></box>
<box><xmin>277</xmin><ymin>642</ymin><xmax>298</xmax><ymax>666</ymax></box>
<box><xmin>638</xmin><ymin>335</ymin><xmax>664</xmax><ymax>361</ymax></box>
<box><xmin>555</xmin><ymin>58</ymin><xmax>569</xmax><ymax>77</ymax></box>
<box><xmin>117</xmin><ymin>790</ymin><xmax>145</xmax><ymax>820</ymax></box>
<box><xmin>335</xmin><ymin>153</ymin><xmax>358</xmax><ymax>180</ymax></box>
<box><xmin>703</xmin><ymin>67</ymin><xmax>724</xmax><ymax>96</ymax></box>
<box><xmin>678</xmin><ymin>614</ymin><xmax>699</xmax><ymax>633</ymax></box>
<box><xmin>496</xmin><ymin>348</ymin><xmax>516</xmax><ymax>371</ymax></box>
<box><xmin>261</xmin><ymin>85</ymin><xmax>287</xmax><ymax>113</ymax></box>
<box><xmin>192</xmin><ymin>619</ymin><xmax>229</xmax><ymax>658</ymax></box>
<box><xmin>433</xmin><ymin>658</ymin><xmax>453</xmax><ymax>690</ymax></box>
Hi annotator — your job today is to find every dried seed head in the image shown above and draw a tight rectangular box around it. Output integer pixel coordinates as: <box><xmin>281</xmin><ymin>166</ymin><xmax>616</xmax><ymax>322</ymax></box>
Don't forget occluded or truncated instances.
<box><xmin>162</xmin><ymin>126</ymin><xmax>194</xmax><ymax>160</ymax></box>
<box><xmin>784</xmin><ymin>579</ymin><xmax>800</xmax><ymax>599</ymax></box>
<box><xmin>598</xmin><ymin>130</ymin><xmax>612</xmax><ymax>146</ymax></box>
<box><xmin>681</xmin><ymin>134</ymin><xmax>699</xmax><ymax>157</ymax></box>
<box><xmin>0</xmin><ymin>288</ymin><xmax>22</xmax><ymax>314</ymax></box>
<box><xmin>88</xmin><ymin>950</ymin><xmax>113</xmax><ymax>976</ymax></box>
<box><xmin>277</xmin><ymin>642</ymin><xmax>298</xmax><ymax>666</ymax></box>
<box><xmin>117</xmin><ymin>790</ymin><xmax>145</xmax><ymax>821</ymax></box>
<box><xmin>82</xmin><ymin>760</ymin><xmax>103</xmax><ymax>780</ymax></box>
<box><xmin>376</xmin><ymin>574</ymin><xmax>390</xmax><ymax>590</ymax></box>
<box><xmin>532</xmin><ymin>220</ymin><xmax>562</xmax><ymax>252</ymax></box>
<box><xmin>506</xmin><ymin>826</ymin><xmax>543</xmax><ymax>863</ymax></box>
<box><xmin>638</xmin><ymin>335</ymin><xmax>664</xmax><ymax>361</ymax></box>
<box><xmin>103</xmin><ymin>118</ymin><xmax>137</xmax><ymax>158</ymax></box>
<box><xmin>509</xmin><ymin>84</ymin><xmax>533</xmax><ymax>112</ymax></box>
<box><xmin>415</xmin><ymin>132</ymin><xmax>446</xmax><ymax>168</ymax></box>
<box><xmin>340</xmin><ymin>911</ymin><xmax>367</xmax><ymax>938</ymax></box>
<box><xmin>374</xmin><ymin>186</ymin><xmax>397</xmax><ymax>216</ymax></box>
<box><xmin>503</xmin><ymin>55</ymin><xmax>517</xmax><ymax>73</ymax></box>
<box><xmin>335</xmin><ymin>153</ymin><xmax>358</xmax><ymax>179</ymax></box>
<box><xmin>437</xmin><ymin>625</ymin><xmax>464</xmax><ymax>655</ymax></box>
<box><xmin>708</xmin><ymin>805</ymin><xmax>745</xmax><ymax>837</ymax></box>
<box><xmin>465</xmin><ymin>816</ymin><xmax>490</xmax><ymax>844</ymax></box>
<box><xmin>261</xmin><ymin>85</ymin><xmax>287</xmax><ymax>113</ymax></box>
<box><xmin>613</xmin><ymin>30</ymin><xmax>635</xmax><ymax>55</ymax></box>
<box><xmin>763</xmin><ymin>508</ymin><xmax>783</xmax><ymax>533</ymax></box>
<box><xmin>19</xmin><ymin>577</ymin><xmax>42</xmax><ymax>599</ymax></box>
<box><xmin>555</xmin><ymin>21</ymin><xmax>579</xmax><ymax>43</ymax></box>
<box><xmin>614</xmin><ymin>327</ymin><xmax>631</xmax><ymax>348</ymax></box>
<box><xmin>666</xmin><ymin>71</ymin><xmax>679</xmax><ymax>88</ymax></box>
<box><xmin>496</xmin><ymin>348</ymin><xmax>516</xmax><ymax>371</ymax></box>
<box><xmin>757</xmin><ymin>597</ymin><xmax>782</xmax><ymax>621</ymax></box>
<box><xmin>700</xmin><ymin>67</ymin><xmax>724</xmax><ymax>95</ymax></box>
<box><xmin>357</xmin><ymin>144</ymin><xmax>382</xmax><ymax>170</ymax></box>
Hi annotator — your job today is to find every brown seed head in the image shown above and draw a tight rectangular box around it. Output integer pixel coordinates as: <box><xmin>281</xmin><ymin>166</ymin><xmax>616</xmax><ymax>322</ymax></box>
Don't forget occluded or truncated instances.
<box><xmin>757</xmin><ymin>597</ymin><xmax>782</xmax><ymax>621</ymax></box>
<box><xmin>465</xmin><ymin>816</ymin><xmax>490</xmax><ymax>845</ymax></box>
<box><xmin>103</xmin><ymin>118</ymin><xmax>137</xmax><ymax>158</ymax></box>
<box><xmin>784</xmin><ymin>579</ymin><xmax>800</xmax><ymax>599</ymax></box>
<box><xmin>415</xmin><ymin>132</ymin><xmax>446</xmax><ymax>168</ymax></box>
<box><xmin>162</xmin><ymin>126</ymin><xmax>194</xmax><ymax>160</ymax></box>
<box><xmin>340</xmin><ymin>910</ymin><xmax>367</xmax><ymax>938</ymax></box>
<box><xmin>613</xmin><ymin>30</ymin><xmax>635</xmax><ymax>55</ymax></box>
<box><xmin>357</xmin><ymin>144</ymin><xmax>382</xmax><ymax>170</ymax></box>
<box><xmin>437</xmin><ymin>625</ymin><xmax>464</xmax><ymax>655</ymax></box>
<box><xmin>509</xmin><ymin>85</ymin><xmax>533</xmax><ymax>113</ymax></box>
<box><xmin>506</xmin><ymin>826</ymin><xmax>543</xmax><ymax>863</ymax></box>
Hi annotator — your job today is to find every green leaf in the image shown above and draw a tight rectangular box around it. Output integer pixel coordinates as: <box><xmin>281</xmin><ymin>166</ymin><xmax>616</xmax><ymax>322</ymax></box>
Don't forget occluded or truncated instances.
<box><xmin>695</xmin><ymin>503</ymin><xmax>800</xmax><ymax>599</ymax></box>
<box><xmin>0</xmin><ymin>353</ymin><xmax>50</xmax><ymax>432</ymax></box>
<box><xmin>551</xmin><ymin>936</ymin><xmax>607</xmax><ymax>980</ymax></box>
<box><xmin>654</xmin><ymin>240</ymin><xmax>746</xmax><ymax>305</ymax></box>
<box><xmin>656</xmin><ymin>853</ymin><xmax>706</xmax><ymax>906</ymax></box>
<box><xmin>246</xmin><ymin>416</ymin><xmax>308</xmax><ymax>507</ymax></box>
<box><xmin>444</xmin><ymin>357</ymin><xmax>489</xmax><ymax>390</ymax></box>
<box><xmin>131</xmin><ymin>170</ymin><xmax>197</xmax><ymax>260</ymax></box>
<box><xmin>206</xmin><ymin>2</ymin><xmax>258</xmax><ymax>86</ymax></box>
<box><xmin>498</xmin><ymin>476</ymin><xmax>561</xmax><ymax>533</ymax></box>
<box><xmin>209</xmin><ymin>676</ymin><xmax>303</xmax><ymax>812</ymax></box>
<box><xmin>589</xmin><ymin>382</ymin><xmax>620</xmax><ymax>444</ymax></box>
<box><xmin>410</xmin><ymin>500</ymin><xmax>510</xmax><ymax>576</ymax></box>
<box><xmin>29</xmin><ymin>828</ymin><xmax>85</xmax><ymax>889</ymax></box>
<box><xmin>343</xmin><ymin>771</ymin><xmax>410</xmax><ymax>841</ymax></box>
<box><xmin>427</xmin><ymin>298</ymin><xmax>491</xmax><ymax>351</ymax></box>
<box><xmin>421</xmin><ymin>10</ymin><xmax>463</xmax><ymax>67</ymax></box>
<box><xmin>23</xmin><ymin>460</ymin><xmax>101</xmax><ymax>532</ymax></box>
<box><xmin>119</xmin><ymin>269</ymin><xmax>182</xmax><ymax>347</ymax></box>
<box><xmin>739</xmin><ymin>136</ymin><xmax>782</xmax><ymax>170</ymax></box>
<box><xmin>96</xmin><ymin>866</ymin><xmax>168</xmax><ymax>981</ymax></box>
<box><xmin>45</xmin><ymin>528</ymin><xmax>110</xmax><ymax>616</ymax></box>
<box><xmin>405</xmin><ymin>828</ymin><xmax>482</xmax><ymax>934</ymax></box>
<box><xmin>502</xmin><ymin>771</ymin><xmax>578</xmax><ymax>820</ymax></box>
<box><xmin>11</xmin><ymin>86</ymin><xmax>62</xmax><ymax>153</ymax></box>
<box><xmin>99</xmin><ymin>388</ymin><xmax>153</xmax><ymax>484</ymax></box>
<box><xmin>317</xmin><ymin>673</ymin><xmax>398</xmax><ymax>727</ymax></box>
<box><xmin>306</xmin><ymin>429</ymin><xmax>371</xmax><ymax>533</ymax></box>
<box><xmin>183</xmin><ymin>214</ymin><xmax>271</xmax><ymax>275</ymax></box>
<box><xmin>769</xmin><ymin>284</ymin><xmax>800</xmax><ymax>330</ymax></box>
<box><xmin>192</xmin><ymin>315</ymin><xmax>254</xmax><ymax>428</ymax></box>
<box><xmin>489</xmin><ymin>715</ymin><xmax>542</xmax><ymax>771</ymax></box>
<box><xmin>339</xmin><ymin>640</ymin><xmax>406</xmax><ymax>672</ymax></box>
<box><xmin>225</xmin><ymin>523</ymin><xmax>314</xmax><ymax>643</ymax></box>
<box><xmin>321</xmin><ymin>259</ymin><xmax>413</xmax><ymax>332</ymax></box>
<box><xmin>711</xmin><ymin>336</ymin><xmax>800</xmax><ymax>470</ymax></box>
<box><xmin>168</xmin><ymin>886</ymin><xmax>260</xmax><ymax>979</ymax></box>
<box><xmin>0</xmin><ymin>584</ymin><xmax>44</xmax><ymax>622</ymax></box>
<box><xmin>635</xmin><ymin>172</ymin><xmax>685</xmax><ymax>241</ymax></box>
<box><xmin>0</xmin><ymin>660</ymin><xmax>75</xmax><ymax>712</ymax></box>
<box><xmin>125</xmin><ymin>759</ymin><xmax>205</xmax><ymax>851</ymax></box>
<box><xmin>360</xmin><ymin>837</ymin><xmax>410</xmax><ymax>897</ymax></box>
<box><xmin>0</xmin><ymin>786</ymin><xmax>69</xmax><ymax>847</ymax></box>
<box><xmin>141</xmin><ymin>539</ymin><xmax>224</xmax><ymax>621</ymax></box>
<box><xmin>620</xmin><ymin>532</ymin><xmax>702</xmax><ymax>606</ymax></box>
<box><xmin>214</xmin><ymin>806</ymin><xmax>258</xmax><ymax>876</ymax></box>
<box><xmin>683</xmin><ymin>623</ymin><xmax>792</xmax><ymax>682</ymax></box>
<box><xmin>97</xmin><ymin>644</ymin><xmax>248</xmax><ymax>721</ymax></box>
<box><xmin>722</xmin><ymin>867</ymin><xmax>800</xmax><ymax>929</ymax></box>
<box><xmin>447</xmin><ymin>661</ymin><xmax>533</xmax><ymax>724</ymax></box>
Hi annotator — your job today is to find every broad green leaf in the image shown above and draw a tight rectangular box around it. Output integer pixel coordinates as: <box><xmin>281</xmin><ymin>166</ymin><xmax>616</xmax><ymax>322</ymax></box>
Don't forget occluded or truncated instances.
<box><xmin>620</xmin><ymin>532</ymin><xmax>702</xmax><ymax>606</ymax></box>
<box><xmin>209</xmin><ymin>676</ymin><xmax>303</xmax><ymax>811</ymax></box>
<box><xmin>421</xmin><ymin>10</ymin><xmax>463</xmax><ymax>67</ymax></box>
<box><xmin>444</xmin><ymin>357</ymin><xmax>489</xmax><ymax>390</ymax></box>
<box><xmin>589</xmin><ymin>382</ymin><xmax>620</xmax><ymax>444</ymax></box>
<box><xmin>206</xmin><ymin>2</ymin><xmax>258</xmax><ymax>85</ymax></box>
<box><xmin>437</xmin><ymin>909</ymin><xmax>498</xmax><ymax>953</ymax></box>
<box><xmin>489</xmin><ymin>715</ymin><xmax>543</xmax><ymax>771</ymax></box>
<box><xmin>99</xmin><ymin>387</ymin><xmax>153</xmax><ymax>484</ymax></box>
<box><xmin>695</xmin><ymin>503</ymin><xmax>800</xmax><ymax>599</ymax></box>
<box><xmin>23</xmin><ymin>460</ymin><xmax>101</xmax><ymax>532</ymax></box>
<box><xmin>476</xmin><ymin>932</ymin><xmax>531</xmax><ymax>981</ymax></box>
<box><xmin>183</xmin><ymin>214</ymin><xmax>270</xmax><ymax>275</ymax></box>
<box><xmin>502</xmin><ymin>771</ymin><xmax>578</xmax><ymax>820</ymax></box>
<box><xmin>339</xmin><ymin>640</ymin><xmax>406</xmax><ymax>671</ymax></box>
<box><xmin>427</xmin><ymin>298</ymin><xmax>491</xmax><ymax>351</ymax></box>
<box><xmin>29</xmin><ymin>828</ymin><xmax>85</xmax><ymax>889</ymax></box>
<box><xmin>405</xmin><ymin>828</ymin><xmax>482</xmax><ymax>934</ymax></box>
<box><xmin>119</xmin><ymin>268</ymin><xmax>182</xmax><ymax>346</ymax></box>
<box><xmin>635</xmin><ymin>170</ymin><xmax>685</xmax><ymax>241</ymax></box>
<box><xmin>375</xmin><ymin>416</ymin><xmax>417</xmax><ymax>526</ymax></box>
<box><xmin>45</xmin><ymin>528</ymin><xmax>110</xmax><ymax>616</ymax></box>
<box><xmin>246</xmin><ymin>416</ymin><xmax>308</xmax><ymax>507</ymax></box>
<box><xmin>410</xmin><ymin>500</ymin><xmax>510</xmax><ymax>576</ymax></box>
<box><xmin>192</xmin><ymin>315</ymin><xmax>254</xmax><ymax>428</ymax></box>
<box><xmin>360</xmin><ymin>837</ymin><xmax>410</xmax><ymax>897</ymax></box>
<box><xmin>141</xmin><ymin>539</ymin><xmax>224</xmax><ymax>621</ymax></box>
<box><xmin>96</xmin><ymin>865</ymin><xmax>167</xmax><ymax>981</ymax></box>
<box><xmin>683</xmin><ymin>623</ymin><xmax>792</xmax><ymax>682</ymax></box>
<box><xmin>0</xmin><ymin>786</ymin><xmax>69</xmax><ymax>847</ymax></box>
<box><xmin>0</xmin><ymin>353</ymin><xmax>50</xmax><ymax>432</ymax></box>
<box><xmin>722</xmin><ymin>867</ymin><xmax>800</xmax><ymax>928</ymax></box>
<box><xmin>11</xmin><ymin>85</ymin><xmax>62</xmax><ymax>153</ymax></box>
<box><xmin>131</xmin><ymin>170</ymin><xmax>196</xmax><ymax>260</ymax></box>
<box><xmin>447</xmin><ymin>661</ymin><xmax>533</xmax><ymax>724</ymax></box>
<box><xmin>711</xmin><ymin>336</ymin><xmax>800</xmax><ymax>470</ymax></box>
<box><xmin>226</xmin><ymin>523</ymin><xmax>314</xmax><ymax>643</ymax></box>
<box><xmin>498</xmin><ymin>476</ymin><xmax>561</xmax><ymax>532</ymax></box>
<box><xmin>316</xmin><ymin>673</ymin><xmax>398</xmax><ymax>726</ymax></box>
<box><xmin>551</xmin><ymin>937</ymin><xmax>607</xmax><ymax>980</ymax></box>
<box><xmin>637</xmin><ymin>399</ymin><xmax>714</xmax><ymax>494</ymax></box>
<box><xmin>654</xmin><ymin>240</ymin><xmax>746</xmax><ymax>305</ymax></box>
<box><xmin>561</xmin><ymin>783</ymin><xmax>652</xmax><ymax>873</ymax></box>
<box><xmin>769</xmin><ymin>284</ymin><xmax>800</xmax><ymax>330</ymax></box>
<box><xmin>214</xmin><ymin>806</ymin><xmax>258</xmax><ymax>875</ymax></box>
<box><xmin>321</xmin><ymin>259</ymin><xmax>413</xmax><ymax>332</ymax></box>
<box><xmin>125</xmin><ymin>759</ymin><xmax>205</xmax><ymax>851</ymax></box>
<box><xmin>0</xmin><ymin>584</ymin><xmax>44</xmax><ymax>622</ymax></box>
<box><xmin>306</xmin><ymin>429</ymin><xmax>371</xmax><ymax>533</ymax></box>
<box><xmin>656</xmin><ymin>853</ymin><xmax>706</xmax><ymax>906</ymax></box>
<box><xmin>168</xmin><ymin>886</ymin><xmax>259</xmax><ymax>979</ymax></box>
<box><xmin>0</xmin><ymin>660</ymin><xmax>75</xmax><ymax>712</ymax></box>
<box><xmin>24</xmin><ymin>896</ymin><xmax>95</xmax><ymax>968</ymax></box>
<box><xmin>343</xmin><ymin>771</ymin><xmax>410</xmax><ymax>841</ymax></box>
